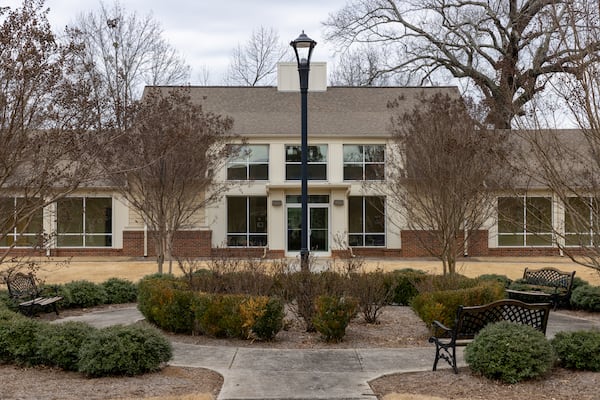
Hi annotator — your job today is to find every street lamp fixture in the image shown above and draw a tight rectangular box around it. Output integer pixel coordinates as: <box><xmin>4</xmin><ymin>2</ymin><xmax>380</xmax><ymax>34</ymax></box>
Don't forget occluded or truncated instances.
<box><xmin>290</xmin><ymin>31</ymin><xmax>317</xmax><ymax>272</ymax></box>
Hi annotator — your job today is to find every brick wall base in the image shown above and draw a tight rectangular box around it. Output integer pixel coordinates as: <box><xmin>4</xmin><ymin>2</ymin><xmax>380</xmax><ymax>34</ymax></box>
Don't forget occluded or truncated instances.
<box><xmin>122</xmin><ymin>230</ymin><xmax>212</xmax><ymax>258</ymax></box>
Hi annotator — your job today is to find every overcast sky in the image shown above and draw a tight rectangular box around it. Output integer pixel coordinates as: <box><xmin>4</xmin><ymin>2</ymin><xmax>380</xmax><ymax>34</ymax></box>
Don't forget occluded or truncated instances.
<box><xmin>4</xmin><ymin>0</ymin><xmax>349</xmax><ymax>84</ymax></box>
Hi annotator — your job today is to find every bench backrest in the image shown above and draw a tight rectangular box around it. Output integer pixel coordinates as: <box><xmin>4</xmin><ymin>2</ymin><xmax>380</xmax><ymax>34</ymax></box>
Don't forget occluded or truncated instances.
<box><xmin>454</xmin><ymin>299</ymin><xmax>551</xmax><ymax>340</ymax></box>
<box><xmin>523</xmin><ymin>267</ymin><xmax>575</xmax><ymax>291</ymax></box>
<box><xmin>6</xmin><ymin>273</ymin><xmax>39</xmax><ymax>300</ymax></box>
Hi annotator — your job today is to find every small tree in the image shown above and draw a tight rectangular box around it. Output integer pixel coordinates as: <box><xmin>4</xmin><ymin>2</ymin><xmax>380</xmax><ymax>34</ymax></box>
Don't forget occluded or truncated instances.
<box><xmin>104</xmin><ymin>88</ymin><xmax>236</xmax><ymax>273</ymax></box>
<box><xmin>387</xmin><ymin>94</ymin><xmax>508</xmax><ymax>274</ymax></box>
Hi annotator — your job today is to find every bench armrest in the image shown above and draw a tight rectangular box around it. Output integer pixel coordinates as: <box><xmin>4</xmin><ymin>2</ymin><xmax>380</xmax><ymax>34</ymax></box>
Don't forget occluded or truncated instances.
<box><xmin>430</xmin><ymin>320</ymin><xmax>453</xmax><ymax>338</ymax></box>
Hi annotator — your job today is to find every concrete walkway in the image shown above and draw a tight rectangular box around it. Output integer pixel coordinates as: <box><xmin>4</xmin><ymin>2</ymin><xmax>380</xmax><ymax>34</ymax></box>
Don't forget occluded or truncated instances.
<box><xmin>58</xmin><ymin>307</ymin><xmax>600</xmax><ymax>400</ymax></box>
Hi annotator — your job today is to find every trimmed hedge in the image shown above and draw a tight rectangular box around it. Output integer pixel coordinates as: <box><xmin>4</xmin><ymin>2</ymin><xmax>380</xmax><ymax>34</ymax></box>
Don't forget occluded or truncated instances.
<box><xmin>411</xmin><ymin>281</ymin><xmax>505</xmax><ymax>327</ymax></box>
<box><xmin>36</xmin><ymin>321</ymin><xmax>96</xmax><ymax>371</ymax></box>
<box><xmin>101</xmin><ymin>278</ymin><xmax>138</xmax><ymax>304</ymax></box>
<box><xmin>384</xmin><ymin>269</ymin><xmax>428</xmax><ymax>306</ymax></box>
<box><xmin>78</xmin><ymin>324</ymin><xmax>172</xmax><ymax>377</ymax></box>
<box><xmin>137</xmin><ymin>275</ymin><xmax>285</xmax><ymax>340</ymax></box>
<box><xmin>58</xmin><ymin>280</ymin><xmax>108</xmax><ymax>308</ymax></box>
<box><xmin>465</xmin><ymin>321</ymin><xmax>555</xmax><ymax>383</ymax></box>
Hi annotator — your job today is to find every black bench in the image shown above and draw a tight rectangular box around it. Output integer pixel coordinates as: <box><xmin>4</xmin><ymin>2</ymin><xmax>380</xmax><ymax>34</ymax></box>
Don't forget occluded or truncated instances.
<box><xmin>506</xmin><ymin>267</ymin><xmax>575</xmax><ymax>309</ymax></box>
<box><xmin>5</xmin><ymin>272</ymin><xmax>63</xmax><ymax>316</ymax></box>
<box><xmin>429</xmin><ymin>299</ymin><xmax>551</xmax><ymax>373</ymax></box>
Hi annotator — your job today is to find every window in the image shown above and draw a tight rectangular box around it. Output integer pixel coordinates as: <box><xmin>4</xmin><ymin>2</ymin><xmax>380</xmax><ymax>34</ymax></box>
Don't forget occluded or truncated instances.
<box><xmin>285</xmin><ymin>145</ymin><xmax>327</xmax><ymax>180</ymax></box>
<box><xmin>227</xmin><ymin>145</ymin><xmax>269</xmax><ymax>180</ymax></box>
<box><xmin>348</xmin><ymin>196</ymin><xmax>385</xmax><ymax>247</ymax></box>
<box><xmin>56</xmin><ymin>197</ymin><xmax>112</xmax><ymax>247</ymax></box>
<box><xmin>498</xmin><ymin>196</ymin><xmax>552</xmax><ymax>246</ymax></box>
<box><xmin>227</xmin><ymin>197</ymin><xmax>267</xmax><ymax>247</ymax></box>
<box><xmin>565</xmin><ymin>197</ymin><xmax>599</xmax><ymax>246</ymax></box>
<box><xmin>0</xmin><ymin>198</ymin><xmax>43</xmax><ymax>247</ymax></box>
<box><xmin>343</xmin><ymin>145</ymin><xmax>385</xmax><ymax>180</ymax></box>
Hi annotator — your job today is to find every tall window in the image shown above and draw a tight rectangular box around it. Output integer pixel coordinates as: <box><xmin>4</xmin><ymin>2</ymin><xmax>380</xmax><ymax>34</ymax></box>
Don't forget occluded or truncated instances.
<box><xmin>343</xmin><ymin>145</ymin><xmax>385</xmax><ymax>180</ymax></box>
<box><xmin>565</xmin><ymin>197</ymin><xmax>599</xmax><ymax>246</ymax></box>
<box><xmin>227</xmin><ymin>144</ymin><xmax>269</xmax><ymax>180</ymax></box>
<box><xmin>285</xmin><ymin>145</ymin><xmax>327</xmax><ymax>180</ymax></box>
<box><xmin>0</xmin><ymin>198</ymin><xmax>43</xmax><ymax>247</ymax></box>
<box><xmin>348</xmin><ymin>196</ymin><xmax>385</xmax><ymax>247</ymax></box>
<box><xmin>56</xmin><ymin>197</ymin><xmax>112</xmax><ymax>247</ymax></box>
<box><xmin>227</xmin><ymin>197</ymin><xmax>267</xmax><ymax>247</ymax></box>
<box><xmin>498</xmin><ymin>196</ymin><xmax>552</xmax><ymax>246</ymax></box>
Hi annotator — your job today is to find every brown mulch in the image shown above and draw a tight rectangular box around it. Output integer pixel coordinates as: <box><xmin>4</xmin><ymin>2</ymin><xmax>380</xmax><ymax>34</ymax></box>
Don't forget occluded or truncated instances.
<box><xmin>7</xmin><ymin>305</ymin><xmax>600</xmax><ymax>400</ymax></box>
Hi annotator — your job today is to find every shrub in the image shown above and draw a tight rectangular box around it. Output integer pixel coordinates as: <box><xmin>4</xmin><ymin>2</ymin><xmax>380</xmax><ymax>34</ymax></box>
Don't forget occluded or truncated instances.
<box><xmin>78</xmin><ymin>324</ymin><xmax>172</xmax><ymax>377</ymax></box>
<box><xmin>349</xmin><ymin>270</ymin><xmax>395</xmax><ymax>323</ymax></box>
<box><xmin>551</xmin><ymin>330</ymin><xmax>600</xmax><ymax>371</ymax></box>
<box><xmin>101</xmin><ymin>278</ymin><xmax>138</xmax><ymax>304</ymax></box>
<box><xmin>137</xmin><ymin>275</ymin><xmax>195</xmax><ymax>333</ymax></box>
<box><xmin>385</xmin><ymin>269</ymin><xmax>428</xmax><ymax>305</ymax></box>
<box><xmin>477</xmin><ymin>274</ymin><xmax>512</xmax><ymax>288</ymax></box>
<box><xmin>571</xmin><ymin>277</ymin><xmax>590</xmax><ymax>291</ymax></box>
<box><xmin>0</xmin><ymin>316</ymin><xmax>43</xmax><ymax>365</ymax></box>
<box><xmin>196</xmin><ymin>294</ymin><xmax>245</xmax><ymax>338</ymax></box>
<box><xmin>570</xmin><ymin>285</ymin><xmax>600</xmax><ymax>312</ymax></box>
<box><xmin>239</xmin><ymin>296</ymin><xmax>285</xmax><ymax>340</ymax></box>
<box><xmin>312</xmin><ymin>295</ymin><xmax>357</xmax><ymax>343</ymax></box>
<box><xmin>60</xmin><ymin>280</ymin><xmax>108</xmax><ymax>308</ymax></box>
<box><xmin>36</xmin><ymin>322</ymin><xmax>95</xmax><ymax>371</ymax></box>
<box><xmin>411</xmin><ymin>282</ymin><xmax>505</xmax><ymax>327</ymax></box>
<box><xmin>465</xmin><ymin>321</ymin><xmax>555</xmax><ymax>383</ymax></box>
<box><xmin>415</xmin><ymin>273</ymin><xmax>479</xmax><ymax>293</ymax></box>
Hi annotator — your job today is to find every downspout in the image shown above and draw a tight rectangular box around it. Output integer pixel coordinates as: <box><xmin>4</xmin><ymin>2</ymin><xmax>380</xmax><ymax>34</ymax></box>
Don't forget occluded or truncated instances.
<box><xmin>143</xmin><ymin>223</ymin><xmax>148</xmax><ymax>257</ymax></box>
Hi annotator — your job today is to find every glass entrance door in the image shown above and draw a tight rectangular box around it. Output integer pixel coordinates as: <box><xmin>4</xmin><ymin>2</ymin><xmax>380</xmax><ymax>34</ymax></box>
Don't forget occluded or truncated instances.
<box><xmin>287</xmin><ymin>204</ymin><xmax>329</xmax><ymax>253</ymax></box>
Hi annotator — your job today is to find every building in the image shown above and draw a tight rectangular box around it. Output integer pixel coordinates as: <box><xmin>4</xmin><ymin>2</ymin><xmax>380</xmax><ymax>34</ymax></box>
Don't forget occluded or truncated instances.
<box><xmin>0</xmin><ymin>85</ymin><xmax>593</xmax><ymax>259</ymax></box>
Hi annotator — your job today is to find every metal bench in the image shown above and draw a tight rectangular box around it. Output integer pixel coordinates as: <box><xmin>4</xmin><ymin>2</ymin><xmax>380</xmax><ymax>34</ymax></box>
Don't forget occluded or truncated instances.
<box><xmin>5</xmin><ymin>272</ymin><xmax>63</xmax><ymax>316</ymax></box>
<box><xmin>429</xmin><ymin>299</ymin><xmax>551</xmax><ymax>373</ymax></box>
<box><xmin>506</xmin><ymin>267</ymin><xmax>575</xmax><ymax>309</ymax></box>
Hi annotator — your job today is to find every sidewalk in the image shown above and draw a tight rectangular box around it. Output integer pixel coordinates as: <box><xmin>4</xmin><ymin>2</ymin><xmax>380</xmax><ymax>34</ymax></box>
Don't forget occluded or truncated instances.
<box><xmin>58</xmin><ymin>306</ymin><xmax>600</xmax><ymax>400</ymax></box>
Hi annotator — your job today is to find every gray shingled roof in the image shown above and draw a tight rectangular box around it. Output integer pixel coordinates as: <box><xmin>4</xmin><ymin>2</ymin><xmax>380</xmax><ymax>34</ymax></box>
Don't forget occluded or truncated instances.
<box><xmin>147</xmin><ymin>86</ymin><xmax>460</xmax><ymax>137</ymax></box>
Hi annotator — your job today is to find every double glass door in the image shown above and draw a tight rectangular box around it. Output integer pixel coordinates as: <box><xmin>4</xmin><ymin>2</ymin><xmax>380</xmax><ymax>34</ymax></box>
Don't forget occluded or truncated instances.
<box><xmin>286</xmin><ymin>197</ymin><xmax>329</xmax><ymax>253</ymax></box>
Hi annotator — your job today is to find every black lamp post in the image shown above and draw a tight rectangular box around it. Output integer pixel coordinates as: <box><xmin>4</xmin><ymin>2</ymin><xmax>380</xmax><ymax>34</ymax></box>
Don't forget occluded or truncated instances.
<box><xmin>290</xmin><ymin>31</ymin><xmax>317</xmax><ymax>272</ymax></box>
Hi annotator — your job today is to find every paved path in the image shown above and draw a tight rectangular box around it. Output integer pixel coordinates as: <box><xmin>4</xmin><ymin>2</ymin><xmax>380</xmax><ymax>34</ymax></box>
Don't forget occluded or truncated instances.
<box><xmin>58</xmin><ymin>307</ymin><xmax>600</xmax><ymax>400</ymax></box>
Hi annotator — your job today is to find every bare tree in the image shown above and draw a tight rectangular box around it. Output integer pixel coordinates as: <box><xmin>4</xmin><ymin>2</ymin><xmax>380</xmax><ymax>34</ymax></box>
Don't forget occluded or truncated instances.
<box><xmin>66</xmin><ymin>0</ymin><xmax>190</xmax><ymax>128</ymax></box>
<box><xmin>521</xmin><ymin>2</ymin><xmax>600</xmax><ymax>272</ymax></box>
<box><xmin>225</xmin><ymin>26</ymin><xmax>288</xmax><ymax>86</ymax></box>
<box><xmin>324</xmin><ymin>0</ymin><xmax>600</xmax><ymax>129</ymax></box>
<box><xmin>103</xmin><ymin>88</ymin><xmax>236</xmax><ymax>273</ymax></box>
<box><xmin>0</xmin><ymin>0</ymin><xmax>105</xmax><ymax>265</ymax></box>
<box><xmin>329</xmin><ymin>46</ymin><xmax>391</xmax><ymax>86</ymax></box>
<box><xmin>386</xmin><ymin>94</ymin><xmax>508</xmax><ymax>274</ymax></box>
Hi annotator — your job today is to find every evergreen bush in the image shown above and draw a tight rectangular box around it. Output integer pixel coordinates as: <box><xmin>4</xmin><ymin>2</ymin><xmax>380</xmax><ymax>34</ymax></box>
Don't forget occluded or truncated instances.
<box><xmin>570</xmin><ymin>285</ymin><xmax>600</xmax><ymax>312</ymax></box>
<box><xmin>312</xmin><ymin>295</ymin><xmax>357</xmax><ymax>343</ymax></box>
<box><xmin>384</xmin><ymin>269</ymin><xmax>428</xmax><ymax>305</ymax></box>
<box><xmin>0</xmin><ymin>316</ymin><xmax>43</xmax><ymax>365</ymax></box>
<box><xmin>411</xmin><ymin>281</ymin><xmax>505</xmax><ymax>327</ymax></box>
<box><xmin>477</xmin><ymin>274</ymin><xmax>512</xmax><ymax>288</ymax></box>
<box><xmin>78</xmin><ymin>324</ymin><xmax>172</xmax><ymax>377</ymax></box>
<box><xmin>36</xmin><ymin>321</ymin><xmax>95</xmax><ymax>371</ymax></box>
<box><xmin>196</xmin><ymin>294</ymin><xmax>245</xmax><ymax>338</ymax></box>
<box><xmin>239</xmin><ymin>296</ymin><xmax>284</xmax><ymax>340</ymax></box>
<box><xmin>60</xmin><ymin>280</ymin><xmax>108</xmax><ymax>308</ymax></box>
<box><xmin>551</xmin><ymin>330</ymin><xmax>600</xmax><ymax>371</ymax></box>
<box><xmin>101</xmin><ymin>278</ymin><xmax>138</xmax><ymax>304</ymax></box>
<box><xmin>465</xmin><ymin>321</ymin><xmax>555</xmax><ymax>383</ymax></box>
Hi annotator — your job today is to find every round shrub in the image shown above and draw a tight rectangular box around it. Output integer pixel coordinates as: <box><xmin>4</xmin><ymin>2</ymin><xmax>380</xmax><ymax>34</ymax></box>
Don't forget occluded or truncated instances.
<box><xmin>61</xmin><ymin>280</ymin><xmax>108</xmax><ymax>308</ymax></box>
<box><xmin>137</xmin><ymin>275</ymin><xmax>195</xmax><ymax>333</ymax></box>
<box><xmin>101</xmin><ymin>278</ymin><xmax>138</xmax><ymax>304</ymax></box>
<box><xmin>385</xmin><ymin>269</ymin><xmax>428</xmax><ymax>305</ymax></box>
<box><xmin>477</xmin><ymin>274</ymin><xmax>512</xmax><ymax>288</ymax></box>
<box><xmin>551</xmin><ymin>330</ymin><xmax>600</xmax><ymax>371</ymax></box>
<box><xmin>571</xmin><ymin>276</ymin><xmax>590</xmax><ymax>292</ymax></box>
<box><xmin>78</xmin><ymin>324</ymin><xmax>172</xmax><ymax>377</ymax></box>
<box><xmin>570</xmin><ymin>285</ymin><xmax>600</xmax><ymax>312</ymax></box>
<box><xmin>196</xmin><ymin>294</ymin><xmax>245</xmax><ymax>338</ymax></box>
<box><xmin>0</xmin><ymin>316</ymin><xmax>44</xmax><ymax>365</ymax></box>
<box><xmin>312</xmin><ymin>295</ymin><xmax>358</xmax><ymax>343</ymax></box>
<box><xmin>465</xmin><ymin>321</ymin><xmax>555</xmax><ymax>383</ymax></box>
<box><xmin>36</xmin><ymin>321</ymin><xmax>96</xmax><ymax>371</ymax></box>
<box><xmin>247</xmin><ymin>297</ymin><xmax>284</xmax><ymax>341</ymax></box>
